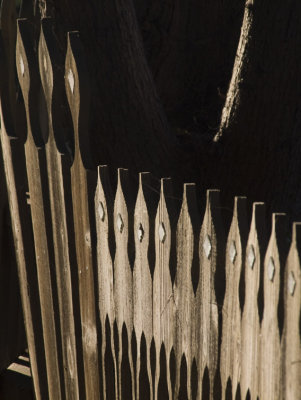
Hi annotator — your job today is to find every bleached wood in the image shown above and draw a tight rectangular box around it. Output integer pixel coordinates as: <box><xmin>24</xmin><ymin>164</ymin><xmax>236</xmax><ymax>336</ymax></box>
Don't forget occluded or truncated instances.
<box><xmin>174</xmin><ymin>183</ymin><xmax>200</xmax><ymax>399</ymax></box>
<box><xmin>0</xmin><ymin>105</ymin><xmax>46</xmax><ymax>400</ymax></box>
<box><xmin>113</xmin><ymin>168</ymin><xmax>135</xmax><ymax>399</ymax></box>
<box><xmin>220</xmin><ymin>197</ymin><xmax>248</xmax><ymax>400</ymax></box>
<box><xmin>153</xmin><ymin>178</ymin><xmax>176</xmax><ymax>400</ymax></box>
<box><xmin>133</xmin><ymin>172</ymin><xmax>158</xmax><ymax>400</ymax></box>
<box><xmin>196</xmin><ymin>189</ymin><xmax>225</xmax><ymax>399</ymax></box>
<box><xmin>39</xmin><ymin>18</ymin><xmax>81</xmax><ymax>400</ymax></box>
<box><xmin>16</xmin><ymin>18</ymin><xmax>62</xmax><ymax>400</ymax></box>
<box><xmin>260</xmin><ymin>213</ymin><xmax>286</xmax><ymax>400</ymax></box>
<box><xmin>95</xmin><ymin>165</ymin><xmax>117</xmax><ymax>400</ymax></box>
<box><xmin>65</xmin><ymin>31</ymin><xmax>100</xmax><ymax>399</ymax></box>
<box><xmin>281</xmin><ymin>222</ymin><xmax>301</xmax><ymax>400</ymax></box>
<box><xmin>240</xmin><ymin>202</ymin><xmax>266</xmax><ymax>400</ymax></box>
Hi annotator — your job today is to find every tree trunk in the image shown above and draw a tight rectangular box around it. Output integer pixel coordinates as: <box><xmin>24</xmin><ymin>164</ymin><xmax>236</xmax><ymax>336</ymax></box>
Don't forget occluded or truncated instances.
<box><xmin>213</xmin><ymin>0</ymin><xmax>301</xmax><ymax>220</ymax></box>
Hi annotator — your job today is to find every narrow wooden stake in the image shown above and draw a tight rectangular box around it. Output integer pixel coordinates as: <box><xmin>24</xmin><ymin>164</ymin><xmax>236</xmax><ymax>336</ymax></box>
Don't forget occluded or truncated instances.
<box><xmin>0</xmin><ymin>33</ymin><xmax>47</xmax><ymax>400</ymax></box>
<box><xmin>220</xmin><ymin>197</ymin><xmax>248</xmax><ymax>400</ymax></box>
<box><xmin>95</xmin><ymin>165</ymin><xmax>117</xmax><ymax>400</ymax></box>
<box><xmin>153</xmin><ymin>178</ymin><xmax>176</xmax><ymax>400</ymax></box>
<box><xmin>65</xmin><ymin>31</ymin><xmax>100</xmax><ymax>399</ymax></box>
<box><xmin>133</xmin><ymin>172</ymin><xmax>158</xmax><ymax>400</ymax></box>
<box><xmin>113</xmin><ymin>168</ymin><xmax>135</xmax><ymax>400</ymax></box>
<box><xmin>196</xmin><ymin>189</ymin><xmax>225</xmax><ymax>400</ymax></box>
<box><xmin>281</xmin><ymin>222</ymin><xmax>301</xmax><ymax>400</ymax></box>
<box><xmin>16</xmin><ymin>18</ymin><xmax>63</xmax><ymax>400</ymax></box>
<box><xmin>260</xmin><ymin>213</ymin><xmax>287</xmax><ymax>400</ymax></box>
<box><xmin>240</xmin><ymin>202</ymin><xmax>266</xmax><ymax>400</ymax></box>
<box><xmin>174</xmin><ymin>183</ymin><xmax>200</xmax><ymax>399</ymax></box>
<box><xmin>38</xmin><ymin>18</ymin><xmax>82</xmax><ymax>400</ymax></box>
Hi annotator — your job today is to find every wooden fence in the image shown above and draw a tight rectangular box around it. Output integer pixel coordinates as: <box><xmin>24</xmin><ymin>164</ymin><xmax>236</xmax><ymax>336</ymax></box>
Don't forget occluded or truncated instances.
<box><xmin>0</xmin><ymin>17</ymin><xmax>300</xmax><ymax>400</ymax></box>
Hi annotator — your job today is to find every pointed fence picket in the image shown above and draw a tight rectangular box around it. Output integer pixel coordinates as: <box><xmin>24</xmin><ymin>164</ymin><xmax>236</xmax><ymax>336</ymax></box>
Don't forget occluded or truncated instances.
<box><xmin>0</xmin><ymin>16</ymin><xmax>300</xmax><ymax>400</ymax></box>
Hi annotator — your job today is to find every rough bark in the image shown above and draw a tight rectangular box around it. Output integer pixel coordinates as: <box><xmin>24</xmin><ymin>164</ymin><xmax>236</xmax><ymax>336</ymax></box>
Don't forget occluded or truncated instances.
<box><xmin>213</xmin><ymin>0</ymin><xmax>301</xmax><ymax>220</ymax></box>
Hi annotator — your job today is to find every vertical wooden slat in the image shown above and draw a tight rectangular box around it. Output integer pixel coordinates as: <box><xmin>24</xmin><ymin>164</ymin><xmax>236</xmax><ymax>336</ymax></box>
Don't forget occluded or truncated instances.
<box><xmin>113</xmin><ymin>168</ymin><xmax>135</xmax><ymax>400</ymax></box>
<box><xmin>220</xmin><ymin>197</ymin><xmax>248</xmax><ymax>399</ymax></box>
<box><xmin>174</xmin><ymin>183</ymin><xmax>200</xmax><ymax>399</ymax></box>
<box><xmin>16</xmin><ymin>19</ymin><xmax>63</xmax><ymax>400</ymax></box>
<box><xmin>153</xmin><ymin>178</ymin><xmax>176</xmax><ymax>400</ymax></box>
<box><xmin>196</xmin><ymin>189</ymin><xmax>225</xmax><ymax>399</ymax></box>
<box><xmin>260</xmin><ymin>213</ymin><xmax>287</xmax><ymax>400</ymax></box>
<box><xmin>0</xmin><ymin>108</ymin><xmax>47</xmax><ymax>400</ymax></box>
<box><xmin>133</xmin><ymin>172</ymin><xmax>158</xmax><ymax>400</ymax></box>
<box><xmin>38</xmin><ymin>18</ymin><xmax>82</xmax><ymax>400</ymax></box>
<box><xmin>281</xmin><ymin>222</ymin><xmax>301</xmax><ymax>400</ymax></box>
<box><xmin>65</xmin><ymin>31</ymin><xmax>100</xmax><ymax>400</ymax></box>
<box><xmin>95</xmin><ymin>165</ymin><xmax>117</xmax><ymax>400</ymax></box>
<box><xmin>240</xmin><ymin>202</ymin><xmax>266</xmax><ymax>399</ymax></box>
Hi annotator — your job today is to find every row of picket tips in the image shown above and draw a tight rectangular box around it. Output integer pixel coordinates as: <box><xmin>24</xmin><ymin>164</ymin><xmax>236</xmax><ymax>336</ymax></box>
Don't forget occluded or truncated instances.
<box><xmin>0</xmin><ymin>16</ymin><xmax>299</xmax><ymax>400</ymax></box>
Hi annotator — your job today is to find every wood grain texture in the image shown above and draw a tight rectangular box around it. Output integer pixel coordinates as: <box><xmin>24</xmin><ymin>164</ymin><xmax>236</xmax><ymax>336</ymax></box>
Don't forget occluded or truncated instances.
<box><xmin>133</xmin><ymin>172</ymin><xmax>158</xmax><ymax>400</ymax></box>
<box><xmin>113</xmin><ymin>168</ymin><xmax>135</xmax><ymax>400</ymax></box>
<box><xmin>260</xmin><ymin>213</ymin><xmax>287</xmax><ymax>400</ymax></box>
<box><xmin>281</xmin><ymin>222</ymin><xmax>301</xmax><ymax>400</ymax></box>
<box><xmin>220</xmin><ymin>197</ymin><xmax>248</xmax><ymax>400</ymax></box>
<box><xmin>16</xmin><ymin>18</ymin><xmax>63</xmax><ymax>400</ymax></box>
<box><xmin>196</xmin><ymin>189</ymin><xmax>225</xmax><ymax>399</ymax></box>
<box><xmin>153</xmin><ymin>178</ymin><xmax>176</xmax><ymax>400</ymax></box>
<box><xmin>95</xmin><ymin>165</ymin><xmax>117</xmax><ymax>400</ymax></box>
<box><xmin>240</xmin><ymin>202</ymin><xmax>266</xmax><ymax>400</ymax></box>
<box><xmin>0</xmin><ymin>109</ymin><xmax>47</xmax><ymax>400</ymax></box>
<box><xmin>65</xmin><ymin>31</ymin><xmax>100</xmax><ymax>400</ymax></box>
<box><xmin>174</xmin><ymin>183</ymin><xmax>200</xmax><ymax>399</ymax></box>
<box><xmin>38</xmin><ymin>18</ymin><xmax>82</xmax><ymax>400</ymax></box>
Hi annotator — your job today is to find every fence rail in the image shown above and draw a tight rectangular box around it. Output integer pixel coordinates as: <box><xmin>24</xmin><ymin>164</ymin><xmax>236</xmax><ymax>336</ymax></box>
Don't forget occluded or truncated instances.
<box><xmin>0</xmin><ymin>16</ymin><xmax>300</xmax><ymax>400</ymax></box>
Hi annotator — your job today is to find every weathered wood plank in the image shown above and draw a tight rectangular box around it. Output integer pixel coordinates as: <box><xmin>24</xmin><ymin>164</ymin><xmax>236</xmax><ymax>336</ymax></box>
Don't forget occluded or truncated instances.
<box><xmin>133</xmin><ymin>172</ymin><xmax>159</xmax><ymax>400</ymax></box>
<box><xmin>95</xmin><ymin>165</ymin><xmax>117</xmax><ymax>400</ymax></box>
<box><xmin>0</xmin><ymin>95</ymin><xmax>47</xmax><ymax>400</ymax></box>
<box><xmin>113</xmin><ymin>168</ymin><xmax>135</xmax><ymax>400</ymax></box>
<box><xmin>240</xmin><ymin>202</ymin><xmax>266</xmax><ymax>400</ymax></box>
<box><xmin>153</xmin><ymin>178</ymin><xmax>176</xmax><ymax>400</ymax></box>
<box><xmin>260</xmin><ymin>213</ymin><xmax>287</xmax><ymax>400</ymax></box>
<box><xmin>65</xmin><ymin>31</ymin><xmax>100</xmax><ymax>400</ymax></box>
<box><xmin>281</xmin><ymin>222</ymin><xmax>301</xmax><ymax>400</ymax></box>
<box><xmin>174</xmin><ymin>183</ymin><xmax>200</xmax><ymax>400</ymax></box>
<box><xmin>38</xmin><ymin>18</ymin><xmax>82</xmax><ymax>400</ymax></box>
<box><xmin>196</xmin><ymin>189</ymin><xmax>225</xmax><ymax>399</ymax></box>
<box><xmin>220</xmin><ymin>197</ymin><xmax>248</xmax><ymax>400</ymax></box>
<box><xmin>16</xmin><ymin>18</ymin><xmax>63</xmax><ymax>400</ymax></box>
